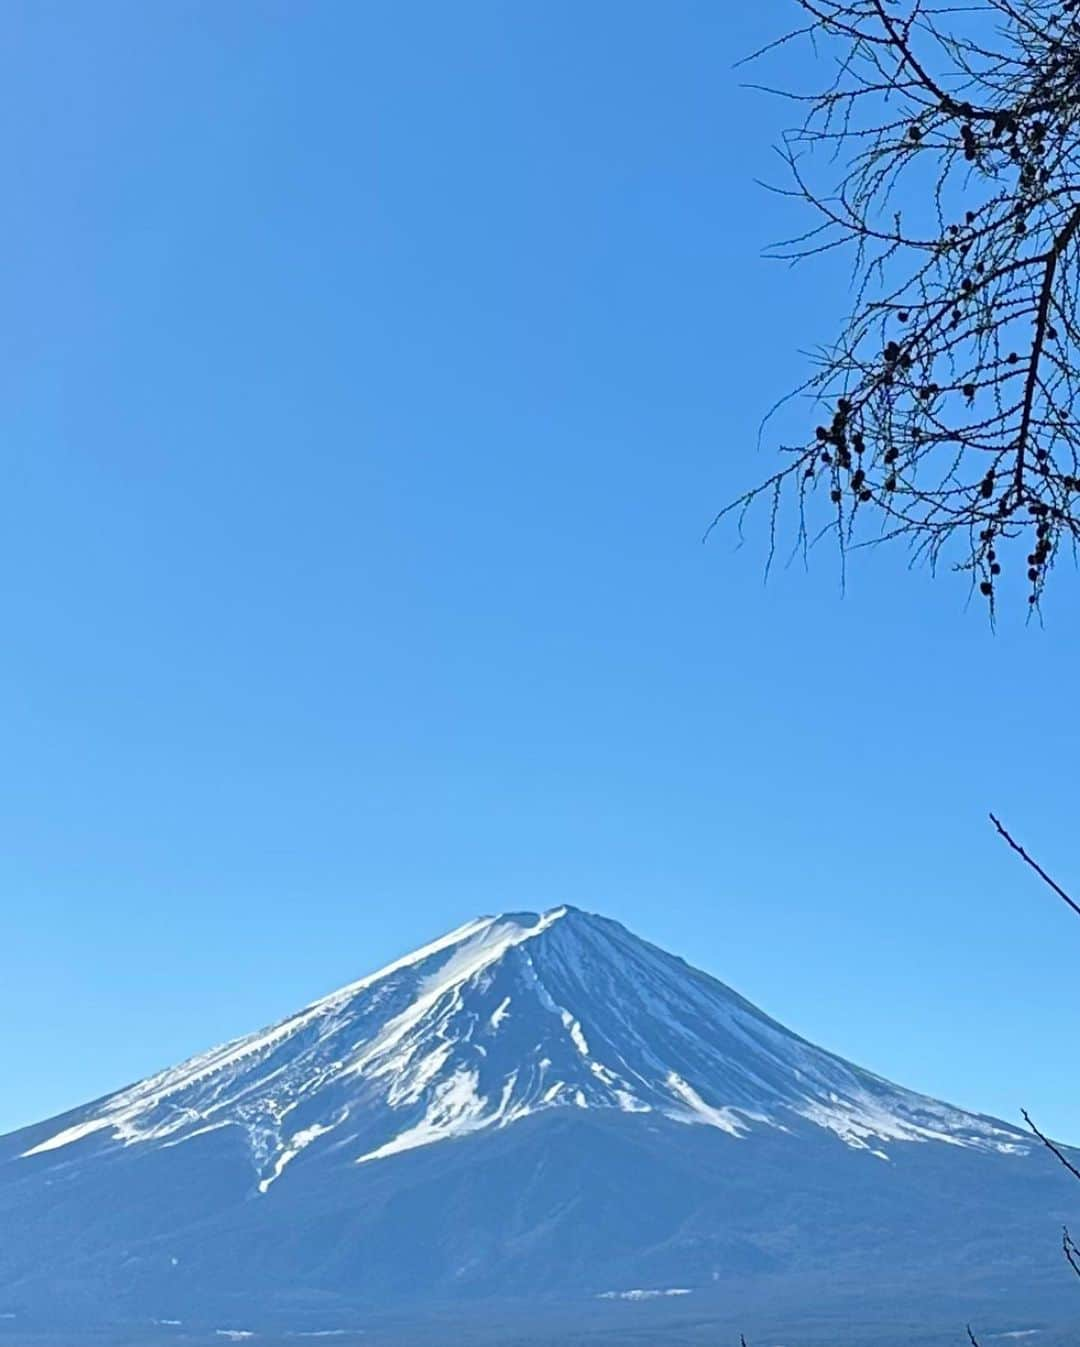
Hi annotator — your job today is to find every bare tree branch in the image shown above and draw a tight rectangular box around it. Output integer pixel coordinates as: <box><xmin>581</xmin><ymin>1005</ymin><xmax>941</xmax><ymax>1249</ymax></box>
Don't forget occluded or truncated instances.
<box><xmin>1022</xmin><ymin>1108</ymin><xmax>1080</xmax><ymax>1182</ymax></box>
<box><xmin>989</xmin><ymin>813</ymin><xmax>1080</xmax><ymax>1192</ymax></box>
<box><xmin>989</xmin><ymin>812</ymin><xmax>1080</xmax><ymax>919</ymax></box>
<box><xmin>718</xmin><ymin>0</ymin><xmax>1080</xmax><ymax>606</ymax></box>
<box><xmin>1064</xmin><ymin>1226</ymin><xmax>1080</xmax><ymax>1278</ymax></box>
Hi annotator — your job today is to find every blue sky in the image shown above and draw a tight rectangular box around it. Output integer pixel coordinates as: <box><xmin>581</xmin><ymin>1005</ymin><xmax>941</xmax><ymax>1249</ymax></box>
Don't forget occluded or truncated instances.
<box><xmin>1</xmin><ymin>1</ymin><xmax>1078</xmax><ymax>1142</ymax></box>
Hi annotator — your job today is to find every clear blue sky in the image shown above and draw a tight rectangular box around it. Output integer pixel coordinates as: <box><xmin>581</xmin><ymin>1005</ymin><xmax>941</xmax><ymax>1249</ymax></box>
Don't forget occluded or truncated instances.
<box><xmin>1</xmin><ymin>2</ymin><xmax>1077</xmax><ymax>1143</ymax></box>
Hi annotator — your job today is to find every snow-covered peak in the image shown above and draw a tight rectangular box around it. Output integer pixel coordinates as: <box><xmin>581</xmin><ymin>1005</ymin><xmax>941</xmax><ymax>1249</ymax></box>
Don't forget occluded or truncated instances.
<box><xmin>18</xmin><ymin>906</ymin><xmax>1028</xmax><ymax>1190</ymax></box>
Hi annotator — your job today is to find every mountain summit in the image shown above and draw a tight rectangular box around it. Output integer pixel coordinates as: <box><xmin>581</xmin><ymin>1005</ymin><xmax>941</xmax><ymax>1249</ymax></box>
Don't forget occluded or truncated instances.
<box><xmin>0</xmin><ymin>908</ymin><xmax>1075</xmax><ymax>1346</ymax></box>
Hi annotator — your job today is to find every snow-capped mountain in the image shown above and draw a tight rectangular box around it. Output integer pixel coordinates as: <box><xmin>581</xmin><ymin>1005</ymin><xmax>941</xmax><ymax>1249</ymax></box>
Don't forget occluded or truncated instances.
<box><xmin>16</xmin><ymin>906</ymin><xmax>1029</xmax><ymax>1180</ymax></box>
<box><xmin>1</xmin><ymin>907</ymin><xmax>1076</xmax><ymax>1347</ymax></box>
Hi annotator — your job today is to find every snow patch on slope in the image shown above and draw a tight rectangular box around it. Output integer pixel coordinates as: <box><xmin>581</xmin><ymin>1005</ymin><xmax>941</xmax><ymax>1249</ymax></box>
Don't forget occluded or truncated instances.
<box><xmin>598</xmin><ymin>1288</ymin><xmax>692</xmax><ymax>1301</ymax></box>
<box><xmin>666</xmin><ymin>1072</ymin><xmax>752</xmax><ymax>1137</ymax></box>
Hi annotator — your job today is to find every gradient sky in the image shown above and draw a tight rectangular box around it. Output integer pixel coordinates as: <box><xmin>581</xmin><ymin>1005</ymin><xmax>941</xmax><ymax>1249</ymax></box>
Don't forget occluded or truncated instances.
<box><xmin>1</xmin><ymin>2</ymin><xmax>1078</xmax><ymax>1144</ymax></box>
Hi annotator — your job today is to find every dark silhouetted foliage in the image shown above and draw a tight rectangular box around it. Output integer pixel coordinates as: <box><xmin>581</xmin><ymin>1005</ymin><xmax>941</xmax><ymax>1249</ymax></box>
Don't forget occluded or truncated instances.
<box><xmin>716</xmin><ymin>1</ymin><xmax>1080</xmax><ymax>608</ymax></box>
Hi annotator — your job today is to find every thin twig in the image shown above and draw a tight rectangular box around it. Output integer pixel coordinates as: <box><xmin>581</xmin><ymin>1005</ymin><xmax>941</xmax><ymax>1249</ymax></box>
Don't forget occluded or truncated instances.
<box><xmin>1064</xmin><ymin>1227</ymin><xmax>1080</xmax><ymax>1278</ymax></box>
<box><xmin>1021</xmin><ymin>1108</ymin><xmax>1080</xmax><ymax>1181</ymax></box>
<box><xmin>989</xmin><ymin>813</ymin><xmax>1080</xmax><ymax>920</ymax></box>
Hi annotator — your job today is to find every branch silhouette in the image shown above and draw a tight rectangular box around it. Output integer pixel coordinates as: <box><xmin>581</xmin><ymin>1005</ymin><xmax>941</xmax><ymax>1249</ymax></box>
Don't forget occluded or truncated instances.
<box><xmin>989</xmin><ymin>813</ymin><xmax>1080</xmax><ymax>920</ymax></box>
<box><xmin>718</xmin><ymin>0</ymin><xmax>1080</xmax><ymax>606</ymax></box>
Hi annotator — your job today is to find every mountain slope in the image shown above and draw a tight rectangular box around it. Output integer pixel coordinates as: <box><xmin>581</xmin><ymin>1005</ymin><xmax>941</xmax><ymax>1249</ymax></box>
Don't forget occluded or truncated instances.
<box><xmin>0</xmin><ymin>907</ymin><xmax>1076</xmax><ymax>1346</ymax></box>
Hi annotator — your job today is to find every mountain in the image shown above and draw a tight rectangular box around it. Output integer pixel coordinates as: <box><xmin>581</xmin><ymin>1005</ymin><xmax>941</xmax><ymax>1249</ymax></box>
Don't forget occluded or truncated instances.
<box><xmin>0</xmin><ymin>907</ymin><xmax>1076</xmax><ymax>1346</ymax></box>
